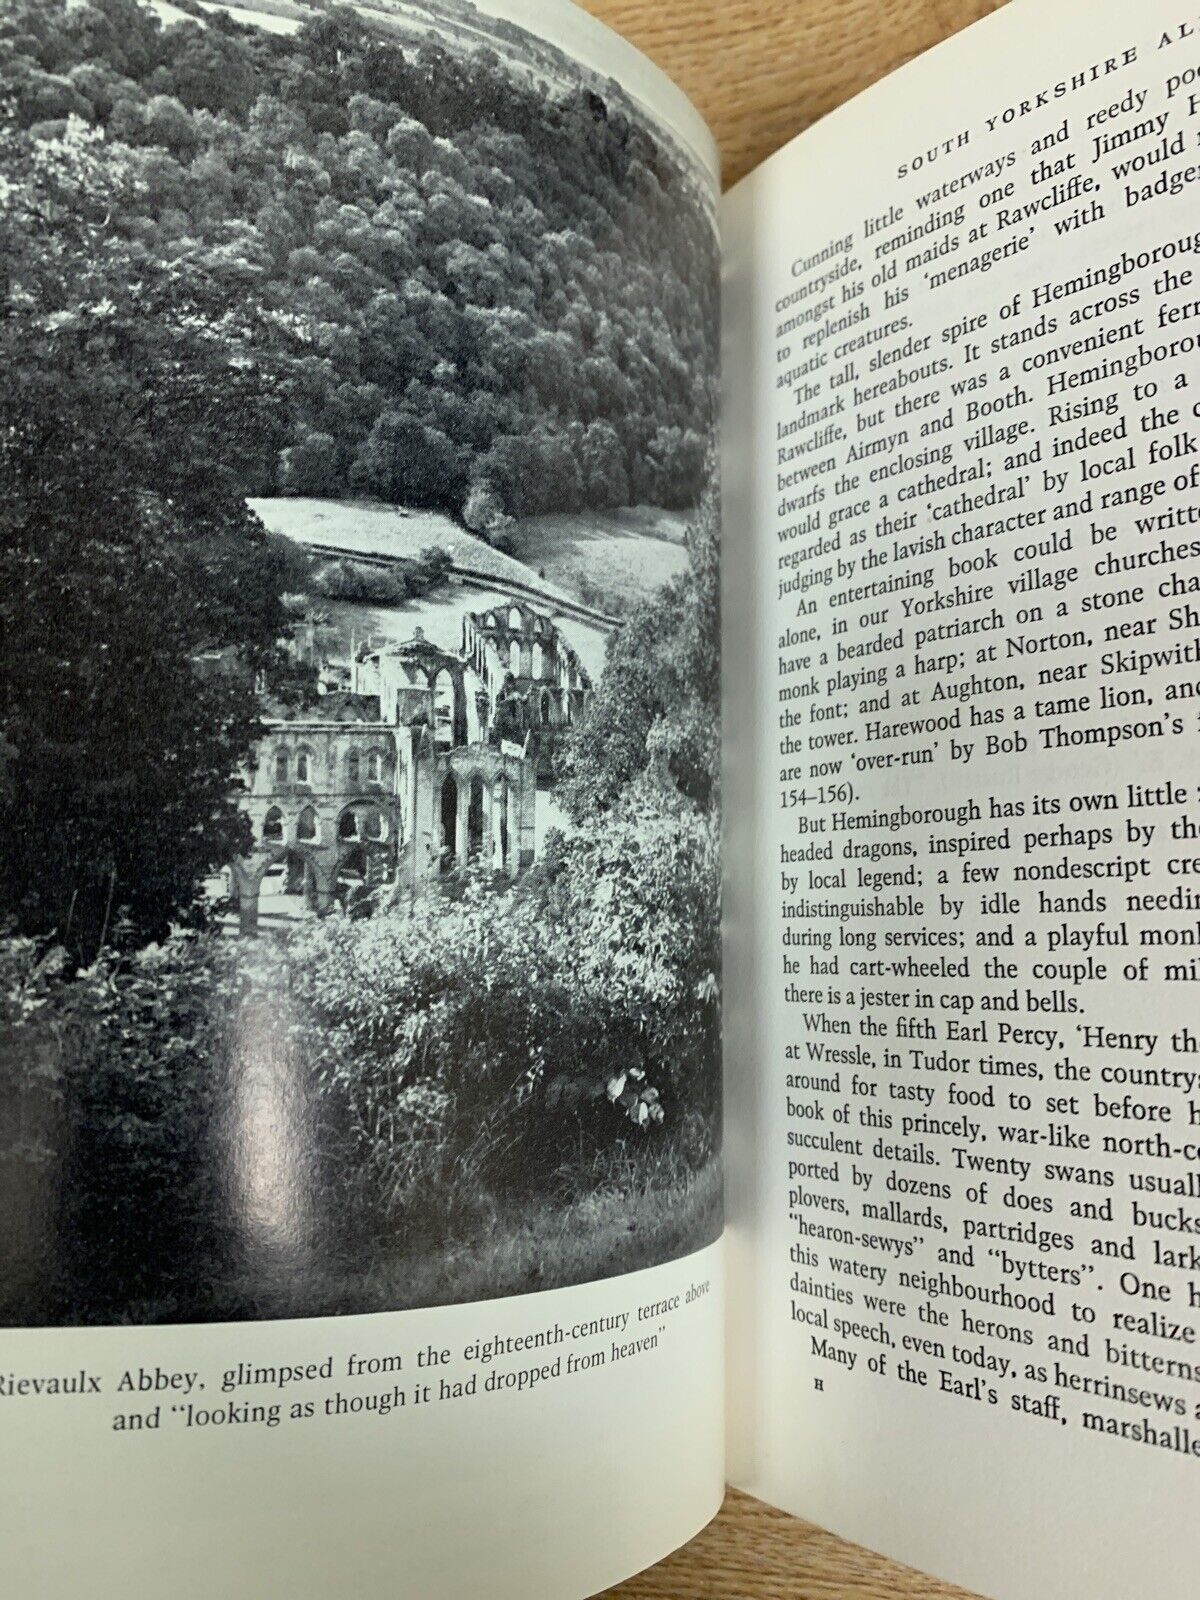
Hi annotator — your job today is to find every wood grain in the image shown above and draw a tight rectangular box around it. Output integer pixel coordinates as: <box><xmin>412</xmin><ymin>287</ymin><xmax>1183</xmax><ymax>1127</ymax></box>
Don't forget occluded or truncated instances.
<box><xmin>580</xmin><ymin>0</ymin><xmax>1008</xmax><ymax>188</ymax></box>
<box><xmin>601</xmin><ymin>1489</ymin><xmax>981</xmax><ymax>1599</ymax></box>
<box><xmin>576</xmin><ymin>0</ymin><xmax>1008</xmax><ymax>1591</ymax></box>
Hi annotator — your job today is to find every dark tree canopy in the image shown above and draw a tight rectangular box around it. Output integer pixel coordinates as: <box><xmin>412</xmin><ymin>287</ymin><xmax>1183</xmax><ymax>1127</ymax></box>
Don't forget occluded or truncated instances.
<box><xmin>0</xmin><ymin>119</ymin><xmax>292</xmax><ymax>959</ymax></box>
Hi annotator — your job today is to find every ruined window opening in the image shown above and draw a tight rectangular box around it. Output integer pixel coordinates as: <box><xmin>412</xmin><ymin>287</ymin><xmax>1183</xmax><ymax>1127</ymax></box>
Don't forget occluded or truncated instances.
<box><xmin>440</xmin><ymin>774</ymin><xmax>457</xmax><ymax>864</ymax></box>
<box><xmin>433</xmin><ymin>670</ymin><xmax>455</xmax><ymax>748</ymax></box>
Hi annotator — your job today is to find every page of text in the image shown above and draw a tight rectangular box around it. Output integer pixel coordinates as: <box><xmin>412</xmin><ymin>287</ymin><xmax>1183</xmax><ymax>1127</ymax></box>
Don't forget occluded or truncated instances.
<box><xmin>724</xmin><ymin>1</ymin><xmax>1200</xmax><ymax>1594</ymax></box>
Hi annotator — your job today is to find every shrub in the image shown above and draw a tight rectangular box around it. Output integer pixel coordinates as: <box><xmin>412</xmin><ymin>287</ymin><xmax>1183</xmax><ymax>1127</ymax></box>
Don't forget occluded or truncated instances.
<box><xmin>302</xmin><ymin>547</ymin><xmax>453</xmax><ymax>606</ymax></box>
<box><xmin>0</xmin><ymin>795</ymin><xmax>718</xmax><ymax>1322</ymax></box>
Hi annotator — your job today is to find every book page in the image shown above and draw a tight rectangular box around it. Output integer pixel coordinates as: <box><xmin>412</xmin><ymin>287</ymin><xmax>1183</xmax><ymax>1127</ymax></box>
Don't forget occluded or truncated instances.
<box><xmin>724</xmin><ymin>0</ymin><xmax>1200</xmax><ymax>1593</ymax></box>
<box><xmin>0</xmin><ymin>3</ymin><xmax>723</xmax><ymax>1595</ymax></box>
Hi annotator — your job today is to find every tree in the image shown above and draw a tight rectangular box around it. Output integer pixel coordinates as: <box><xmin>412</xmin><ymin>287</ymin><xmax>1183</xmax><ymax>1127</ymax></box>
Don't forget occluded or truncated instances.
<box><xmin>0</xmin><ymin>0</ymin><xmax>720</xmax><ymax>525</ymax></box>
<box><xmin>0</xmin><ymin>118</ymin><xmax>292</xmax><ymax>960</ymax></box>
<box><xmin>580</xmin><ymin>419</ymin><xmax>629</xmax><ymax>508</ymax></box>
<box><xmin>347</xmin><ymin>409</ymin><xmax>464</xmax><ymax>510</ymax></box>
<box><xmin>462</xmin><ymin>479</ymin><xmax>511</xmax><ymax>539</ymax></box>
<box><xmin>279</xmin><ymin>428</ymin><xmax>341</xmax><ymax>495</ymax></box>
<box><xmin>558</xmin><ymin>485</ymin><xmax>719</xmax><ymax>820</ymax></box>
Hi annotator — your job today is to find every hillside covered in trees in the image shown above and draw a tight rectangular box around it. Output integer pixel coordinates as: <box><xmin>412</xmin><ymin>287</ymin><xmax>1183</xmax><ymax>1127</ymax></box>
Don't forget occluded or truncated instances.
<box><xmin>1</xmin><ymin>0</ymin><xmax>718</xmax><ymax>528</ymax></box>
<box><xmin>0</xmin><ymin>0</ymin><xmax>724</xmax><ymax>1323</ymax></box>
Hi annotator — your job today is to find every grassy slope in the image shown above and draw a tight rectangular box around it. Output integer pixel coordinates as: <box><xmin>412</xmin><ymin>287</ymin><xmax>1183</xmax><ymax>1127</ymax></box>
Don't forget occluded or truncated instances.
<box><xmin>256</xmin><ymin>497</ymin><xmax>616</xmax><ymax>680</ymax></box>
<box><xmin>252</xmin><ymin>496</ymin><xmax>574</xmax><ymax>599</ymax></box>
<box><xmin>507</xmin><ymin>506</ymin><xmax>691</xmax><ymax>610</ymax></box>
<box><xmin>254</xmin><ymin>496</ymin><xmax>690</xmax><ymax>612</ymax></box>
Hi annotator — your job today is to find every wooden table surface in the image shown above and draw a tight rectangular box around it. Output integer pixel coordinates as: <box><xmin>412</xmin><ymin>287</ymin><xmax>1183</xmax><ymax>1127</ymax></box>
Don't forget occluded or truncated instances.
<box><xmin>583</xmin><ymin>0</ymin><xmax>1006</xmax><ymax>189</ymax></box>
<box><xmin>599</xmin><ymin>1490</ymin><xmax>980</xmax><ymax>1600</ymax></box>
<box><xmin>578</xmin><ymin>0</ymin><xmax>1008</xmax><ymax>1592</ymax></box>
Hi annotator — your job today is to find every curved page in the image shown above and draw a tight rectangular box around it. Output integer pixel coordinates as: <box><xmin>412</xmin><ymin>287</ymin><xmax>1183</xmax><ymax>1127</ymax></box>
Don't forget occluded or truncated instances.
<box><xmin>0</xmin><ymin>2</ymin><xmax>722</xmax><ymax>1594</ymax></box>
<box><xmin>724</xmin><ymin>0</ymin><xmax>1200</xmax><ymax>1594</ymax></box>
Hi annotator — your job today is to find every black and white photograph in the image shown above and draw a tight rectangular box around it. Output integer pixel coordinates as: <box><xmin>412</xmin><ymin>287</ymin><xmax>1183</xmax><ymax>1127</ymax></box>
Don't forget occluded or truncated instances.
<box><xmin>0</xmin><ymin>0</ymin><xmax>721</xmax><ymax>1325</ymax></box>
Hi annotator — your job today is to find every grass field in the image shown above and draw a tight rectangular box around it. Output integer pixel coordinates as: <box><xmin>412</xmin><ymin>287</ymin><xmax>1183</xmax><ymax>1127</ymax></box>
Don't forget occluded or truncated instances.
<box><xmin>252</xmin><ymin>496</ymin><xmax>686</xmax><ymax>613</ymax></box>
<box><xmin>357</xmin><ymin>1152</ymin><xmax>722</xmax><ymax>1316</ymax></box>
<box><xmin>252</xmin><ymin>497</ymin><xmax>576</xmax><ymax>601</ymax></box>
<box><xmin>508</xmin><ymin>506</ymin><xmax>691</xmax><ymax>610</ymax></box>
<box><xmin>113</xmin><ymin>1153</ymin><xmax>722</xmax><ymax>1324</ymax></box>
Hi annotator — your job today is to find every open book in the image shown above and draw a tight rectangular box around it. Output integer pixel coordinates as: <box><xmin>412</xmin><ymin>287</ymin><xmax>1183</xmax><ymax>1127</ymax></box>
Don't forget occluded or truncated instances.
<box><xmin>2</xmin><ymin>0</ymin><xmax>1198</xmax><ymax>1592</ymax></box>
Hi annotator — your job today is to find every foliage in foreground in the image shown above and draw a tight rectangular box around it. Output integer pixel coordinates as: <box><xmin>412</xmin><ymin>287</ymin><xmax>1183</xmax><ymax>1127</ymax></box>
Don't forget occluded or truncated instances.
<box><xmin>0</xmin><ymin>802</ymin><xmax>719</xmax><ymax>1323</ymax></box>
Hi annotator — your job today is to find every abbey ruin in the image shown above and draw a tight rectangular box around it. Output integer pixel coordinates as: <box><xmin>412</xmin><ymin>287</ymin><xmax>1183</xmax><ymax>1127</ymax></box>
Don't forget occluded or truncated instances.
<box><xmin>229</xmin><ymin>600</ymin><xmax>593</xmax><ymax>932</ymax></box>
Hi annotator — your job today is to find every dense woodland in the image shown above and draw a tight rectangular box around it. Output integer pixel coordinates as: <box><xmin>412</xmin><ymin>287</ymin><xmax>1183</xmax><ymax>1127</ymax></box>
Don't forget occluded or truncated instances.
<box><xmin>1</xmin><ymin>0</ymin><xmax>717</xmax><ymax>525</ymax></box>
<box><xmin>0</xmin><ymin>0</ymin><xmax>721</xmax><ymax>1322</ymax></box>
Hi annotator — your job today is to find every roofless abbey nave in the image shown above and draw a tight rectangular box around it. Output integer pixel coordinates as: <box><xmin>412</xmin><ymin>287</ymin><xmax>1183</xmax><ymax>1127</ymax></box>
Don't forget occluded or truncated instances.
<box><xmin>228</xmin><ymin>600</ymin><xmax>593</xmax><ymax>932</ymax></box>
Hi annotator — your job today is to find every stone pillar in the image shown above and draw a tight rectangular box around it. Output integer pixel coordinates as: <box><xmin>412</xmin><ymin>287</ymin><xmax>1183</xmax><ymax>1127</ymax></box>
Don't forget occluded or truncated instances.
<box><xmin>312</xmin><ymin>855</ymin><xmax>338</xmax><ymax>915</ymax></box>
<box><xmin>456</xmin><ymin>773</ymin><xmax>470</xmax><ymax>868</ymax></box>
<box><xmin>491</xmin><ymin>781</ymin><xmax>505</xmax><ymax>870</ymax></box>
<box><xmin>518</xmin><ymin>767</ymin><xmax>536</xmax><ymax>869</ymax></box>
<box><xmin>413</xmin><ymin>753</ymin><xmax>436</xmax><ymax>885</ymax></box>
<box><xmin>233</xmin><ymin>862</ymin><xmax>260</xmax><ymax>937</ymax></box>
<box><xmin>507</xmin><ymin>781</ymin><xmax>520</xmax><ymax>877</ymax></box>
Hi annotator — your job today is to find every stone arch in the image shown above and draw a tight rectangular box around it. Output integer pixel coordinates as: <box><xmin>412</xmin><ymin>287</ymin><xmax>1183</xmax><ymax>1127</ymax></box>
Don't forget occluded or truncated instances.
<box><xmin>263</xmin><ymin>805</ymin><xmax>284</xmax><ymax>842</ymax></box>
<box><xmin>280</xmin><ymin>848</ymin><xmax>319</xmax><ymax>909</ymax></box>
<box><xmin>338</xmin><ymin>842</ymin><xmax>366</xmax><ymax>878</ymax></box>
<box><xmin>508</xmin><ymin>605</ymin><xmax>522</xmax><ymax>629</ymax></box>
<box><xmin>296</xmin><ymin>805</ymin><xmax>319</xmax><ymax>843</ymax></box>
<box><xmin>440</xmin><ymin>773</ymin><xmax>457</xmax><ymax>865</ymax></box>
<box><xmin>339</xmin><ymin>802</ymin><xmax>387</xmax><ymax>843</ymax></box>
<box><xmin>531</xmin><ymin>641</ymin><xmax>544</xmax><ymax>678</ymax></box>
<box><xmin>366</xmin><ymin>747</ymin><xmax>384</xmax><ymax>785</ymax></box>
<box><xmin>334</xmin><ymin>844</ymin><xmax>378</xmax><ymax>917</ymax></box>
<box><xmin>508</xmin><ymin>639</ymin><xmax>521</xmax><ymax>677</ymax></box>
